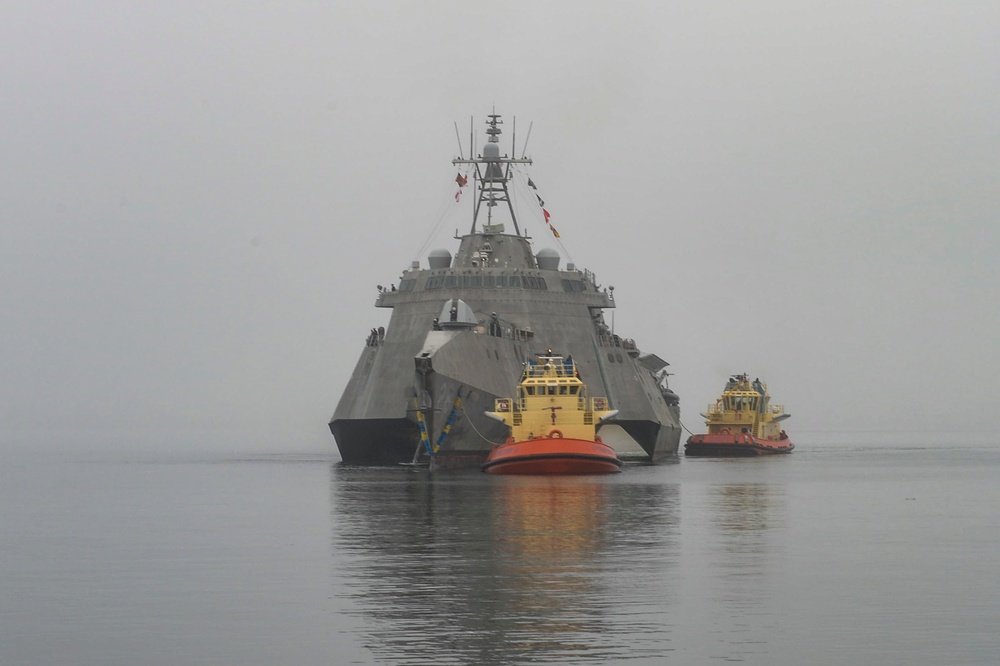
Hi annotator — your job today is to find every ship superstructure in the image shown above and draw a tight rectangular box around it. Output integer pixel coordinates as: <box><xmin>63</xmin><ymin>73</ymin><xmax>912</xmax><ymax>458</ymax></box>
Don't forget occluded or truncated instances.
<box><xmin>329</xmin><ymin>113</ymin><xmax>681</xmax><ymax>468</ymax></box>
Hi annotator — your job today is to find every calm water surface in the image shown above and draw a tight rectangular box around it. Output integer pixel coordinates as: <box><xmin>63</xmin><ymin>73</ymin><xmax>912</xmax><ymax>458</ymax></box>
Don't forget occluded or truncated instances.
<box><xmin>2</xmin><ymin>437</ymin><xmax>998</xmax><ymax>665</ymax></box>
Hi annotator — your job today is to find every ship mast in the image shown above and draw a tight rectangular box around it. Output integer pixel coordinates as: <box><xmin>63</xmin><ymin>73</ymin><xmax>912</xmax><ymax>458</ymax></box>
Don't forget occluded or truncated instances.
<box><xmin>453</xmin><ymin>113</ymin><xmax>532</xmax><ymax>235</ymax></box>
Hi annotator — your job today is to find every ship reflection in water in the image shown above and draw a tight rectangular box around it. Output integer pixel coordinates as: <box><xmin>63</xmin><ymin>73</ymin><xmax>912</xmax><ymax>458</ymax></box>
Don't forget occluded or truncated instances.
<box><xmin>330</xmin><ymin>465</ymin><xmax>680</xmax><ymax>664</ymax></box>
<box><xmin>678</xmin><ymin>470</ymin><xmax>788</xmax><ymax>662</ymax></box>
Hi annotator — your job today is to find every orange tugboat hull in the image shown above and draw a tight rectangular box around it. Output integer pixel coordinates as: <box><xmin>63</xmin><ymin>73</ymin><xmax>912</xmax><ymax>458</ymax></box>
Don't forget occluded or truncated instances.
<box><xmin>482</xmin><ymin>437</ymin><xmax>623</xmax><ymax>475</ymax></box>
<box><xmin>685</xmin><ymin>432</ymin><xmax>794</xmax><ymax>456</ymax></box>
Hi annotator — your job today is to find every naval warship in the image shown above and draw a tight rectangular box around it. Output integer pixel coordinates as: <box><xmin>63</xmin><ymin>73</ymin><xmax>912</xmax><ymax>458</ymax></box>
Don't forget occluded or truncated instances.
<box><xmin>329</xmin><ymin>113</ymin><xmax>681</xmax><ymax>468</ymax></box>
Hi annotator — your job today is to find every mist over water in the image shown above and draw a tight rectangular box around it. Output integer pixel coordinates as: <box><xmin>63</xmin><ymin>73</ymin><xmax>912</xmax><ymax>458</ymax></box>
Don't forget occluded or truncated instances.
<box><xmin>3</xmin><ymin>3</ymin><xmax>999</xmax><ymax>663</ymax></box>
<box><xmin>3</xmin><ymin>437</ymin><xmax>998</xmax><ymax>665</ymax></box>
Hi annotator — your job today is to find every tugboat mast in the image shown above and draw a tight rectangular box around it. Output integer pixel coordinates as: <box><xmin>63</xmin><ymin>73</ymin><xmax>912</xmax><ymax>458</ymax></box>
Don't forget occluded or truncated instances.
<box><xmin>453</xmin><ymin>113</ymin><xmax>532</xmax><ymax>236</ymax></box>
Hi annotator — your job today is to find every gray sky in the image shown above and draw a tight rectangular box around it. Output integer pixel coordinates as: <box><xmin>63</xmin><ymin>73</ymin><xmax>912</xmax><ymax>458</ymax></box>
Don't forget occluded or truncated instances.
<box><xmin>3</xmin><ymin>2</ymin><xmax>998</xmax><ymax>453</ymax></box>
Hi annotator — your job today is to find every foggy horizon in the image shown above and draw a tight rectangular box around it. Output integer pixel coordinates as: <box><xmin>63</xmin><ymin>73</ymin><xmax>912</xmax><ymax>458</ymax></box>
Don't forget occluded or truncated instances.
<box><xmin>3</xmin><ymin>2</ymin><xmax>998</xmax><ymax>454</ymax></box>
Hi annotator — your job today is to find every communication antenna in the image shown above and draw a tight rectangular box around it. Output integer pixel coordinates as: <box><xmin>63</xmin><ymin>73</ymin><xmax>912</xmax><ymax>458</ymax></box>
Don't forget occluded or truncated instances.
<box><xmin>452</xmin><ymin>112</ymin><xmax>532</xmax><ymax>235</ymax></box>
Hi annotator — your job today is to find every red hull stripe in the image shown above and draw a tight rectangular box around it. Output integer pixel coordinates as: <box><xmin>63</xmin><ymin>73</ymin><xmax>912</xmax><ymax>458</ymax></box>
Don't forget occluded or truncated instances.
<box><xmin>482</xmin><ymin>438</ymin><xmax>623</xmax><ymax>474</ymax></box>
<box><xmin>483</xmin><ymin>454</ymin><xmax>622</xmax><ymax>475</ymax></box>
<box><xmin>685</xmin><ymin>433</ymin><xmax>794</xmax><ymax>455</ymax></box>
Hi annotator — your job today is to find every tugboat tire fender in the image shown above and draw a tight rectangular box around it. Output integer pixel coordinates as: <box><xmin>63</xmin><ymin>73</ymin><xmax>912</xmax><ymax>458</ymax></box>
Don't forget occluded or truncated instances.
<box><xmin>549</xmin><ymin>429</ymin><xmax>563</xmax><ymax>439</ymax></box>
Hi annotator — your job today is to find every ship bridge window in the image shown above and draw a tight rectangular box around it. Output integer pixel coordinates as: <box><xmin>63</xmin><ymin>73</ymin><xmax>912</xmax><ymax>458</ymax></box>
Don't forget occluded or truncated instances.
<box><xmin>509</xmin><ymin>275</ymin><xmax>522</xmax><ymax>288</ymax></box>
<box><xmin>483</xmin><ymin>275</ymin><xmax>495</xmax><ymax>288</ymax></box>
<box><xmin>547</xmin><ymin>385</ymin><xmax>557</xmax><ymax>395</ymax></box>
<box><xmin>569</xmin><ymin>386</ymin><xmax>579</xmax><ymax>395</ymax></box>
<box><xmin>561</xmin><ymin>279</ymin><xmax>586</xmax><ymax>292</ymax></box>
<box><xmin>425</xmin><ymin>276</ymin><xmax>444</xmax><ymax>289</ymax></box>
<box><xmin>733</xmin><ymin>397</ymin><xmax>750</xmax><ymax>411</ymax></box>
<box><xmin>522</xmin><ymin>276</ymin><xmax>549</xmax><ymax>290</ymax></box>
<box><xmin>559</xmin><ymin>386</ymin><xmax>568</xmax><ymax>395</ymax></box>
<box><xmin>444</xmin><ymin>275</ymin><xmax>458</xmax><ymax>288</ymax></box>
<box><xmin>399</xmin><ymin>279</ymin><xmax>416</xmax><ymax>292</ymax></box>
<box><xmin>525</xmin><ymin>386</ymin><xmax>536</xmax><ymax>395</ymax></box>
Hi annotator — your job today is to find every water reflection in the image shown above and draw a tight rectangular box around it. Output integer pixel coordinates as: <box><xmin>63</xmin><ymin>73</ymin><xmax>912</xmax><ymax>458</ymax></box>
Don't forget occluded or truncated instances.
<box><xmin>711</xmin><ymin>483</ymin><xmax>785</xmax><ymax>556</ymax></box>
<box><xmin>697</xmin><ymin>480</ymin><xmax>787</xmax><ymax>661</ymax></box>
<box><xmin>330</xmin><ymin>467</ymin><xmax>680</xmax><ymax>664</ymax></box>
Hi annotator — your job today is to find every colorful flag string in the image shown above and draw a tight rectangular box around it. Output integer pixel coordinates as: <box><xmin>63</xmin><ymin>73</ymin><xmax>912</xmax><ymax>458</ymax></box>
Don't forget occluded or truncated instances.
<box><xmin>530</xmin><ymin>176</ymin><xmax>559</xmax><ymax>238</ymax></box>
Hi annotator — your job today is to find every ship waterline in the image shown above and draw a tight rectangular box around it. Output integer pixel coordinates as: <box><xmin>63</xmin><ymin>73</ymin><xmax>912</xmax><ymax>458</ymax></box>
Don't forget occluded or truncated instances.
<box><xmin>329</xmin><ymin>114</ymin><xmax>680</xmax><ymax>468</ymax></box>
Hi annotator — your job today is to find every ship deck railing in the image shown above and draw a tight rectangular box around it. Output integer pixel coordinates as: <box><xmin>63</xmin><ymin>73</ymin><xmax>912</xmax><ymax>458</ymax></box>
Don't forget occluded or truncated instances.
<box><xmin>523</xmin><ymin>362</ymin><xmax>577</xmax><ymax>378</ymax></box>
<box><xmin>511</xmin><ymin>409</ymin><xmax>596</xmax><ymax>428</ymax></box>
<box><xmin>507</xmin><ymin>395</ymin><xmax>609</xmax><ymax>414</ymax></box>
<box><xmin>706</xmin><ymin>402</ymin><xmax>783</xmax><ymax>414</ymax></box>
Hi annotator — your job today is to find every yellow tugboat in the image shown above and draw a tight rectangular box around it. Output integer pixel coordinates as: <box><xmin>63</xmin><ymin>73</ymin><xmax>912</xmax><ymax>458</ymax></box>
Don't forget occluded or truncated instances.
<box><xmin>482</xmin><ymin>351</ymin><xmax>622</xmax><ymax>474</ymax></box>
<box><xmin>685</xmin><ymin>373</ymin><xmax>794</xmax><ymax>456</ymax></box>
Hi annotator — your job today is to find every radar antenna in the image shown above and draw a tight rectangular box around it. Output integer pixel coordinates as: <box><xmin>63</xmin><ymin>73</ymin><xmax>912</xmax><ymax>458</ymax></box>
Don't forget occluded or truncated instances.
<box><xmin>453</xmin><ymin>112</ymin><xmax>532</xmax><ymax>235</ymax></box>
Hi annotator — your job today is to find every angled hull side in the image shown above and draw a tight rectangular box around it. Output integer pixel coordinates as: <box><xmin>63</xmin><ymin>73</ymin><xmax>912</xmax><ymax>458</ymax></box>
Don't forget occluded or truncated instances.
<box><xmin>330</xmin><ymin>418</ymin><xmax>419</xmax><ymax>465</ymax></box>
<box><xmin>330</xmin><ymin>277</ymin><xmax>682</xmax><ymax>467</ymax></box>
<box><xmin>329</xmin><ymin>301</ymin><xmax>459</xmax><ymax>464</ymax></box>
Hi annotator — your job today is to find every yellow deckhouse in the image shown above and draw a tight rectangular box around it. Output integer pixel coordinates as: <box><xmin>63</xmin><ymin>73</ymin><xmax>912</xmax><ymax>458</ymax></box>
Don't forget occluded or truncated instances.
<box><xmin>485</xmin><ymin>351</ymin><xmax>618</xmax><ymax>443</ymax></box>
<box><xmin>701</xmin><ymin>373</ymin><xmax>790</xmax><ymax>440</ymax></box>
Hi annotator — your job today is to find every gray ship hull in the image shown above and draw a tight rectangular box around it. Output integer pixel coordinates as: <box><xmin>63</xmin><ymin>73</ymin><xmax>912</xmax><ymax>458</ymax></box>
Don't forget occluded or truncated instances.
<box><xmin>329</xmin><ymin>238</ymin><xmax>681</xmax><ymax>468</ymax></box>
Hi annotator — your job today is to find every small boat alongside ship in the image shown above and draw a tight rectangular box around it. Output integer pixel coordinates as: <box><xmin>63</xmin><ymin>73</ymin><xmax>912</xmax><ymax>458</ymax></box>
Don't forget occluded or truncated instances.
<box><xmin>482</xmin><ymin>351</ymin><xmax>622</xmax><ymax>474</ymax></box>
<box><xmin>685</xmin><ymin>373</ymin><xmax>794</xmax><ymax>456</ymax></box>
